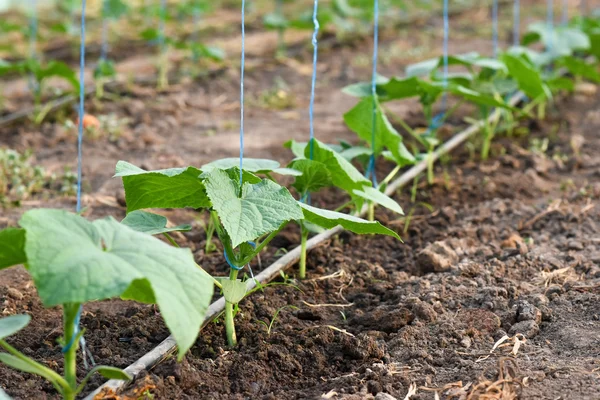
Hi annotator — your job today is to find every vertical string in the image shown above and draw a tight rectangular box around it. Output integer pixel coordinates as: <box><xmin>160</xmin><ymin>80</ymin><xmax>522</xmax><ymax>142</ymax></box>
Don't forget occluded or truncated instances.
<box><xmin>561</xmin><ymin>0</ymin><xmax>568</xmax><ymax>25</ymax></box>
<box><xmin>62</xmin><ymin>0</ymin><xmax>94</xmax><ymax>370</ymax></box>
<box><xmin>513</xmin><ymin>0</ymin><xmax>520</xmax><ymax>46</ymax></box>
<box><xmin>492</xmin><ymin>0</ymin><xmax>499</xmax><ymax>58</ymax></box>
<box><xmin>239</xmin><ymin>0</ymin><xmax>246</xmax><ymax>188</ymax></box>
<box><xmin>308</xmin><ymin>0</ymin><xmax>319</xmax><ymax>161</ymax></box>
<box><xmin>76</xmin><ymin>0</ymin><xmax>86</xmax><ymax>214</ymax></box>
<box><xmin>368</xmin><ymin>0</ymin><xmax>379</xmax><ymax>187</ymax></box>
<box><xmin>547</xmin><ymin>0</ymin><xmax>554</xmax><ymax>53</ymax></box>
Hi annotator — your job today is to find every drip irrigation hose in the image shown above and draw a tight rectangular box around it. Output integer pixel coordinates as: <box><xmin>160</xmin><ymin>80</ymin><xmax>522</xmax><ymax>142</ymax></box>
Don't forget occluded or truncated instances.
<box><xmin>83</xmin><ymin>89</ymin><xmax>527</xmax><ymax>399</ymax></box>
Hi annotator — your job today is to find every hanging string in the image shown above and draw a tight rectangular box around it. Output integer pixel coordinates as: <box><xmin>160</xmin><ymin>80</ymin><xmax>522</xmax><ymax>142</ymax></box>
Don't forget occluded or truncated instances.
<box><xmin>239</xmin><ymin>0</ymin><xmax>246</xmax><ymax>188</ymax></box>
<box><xmin>561</xmin><ymin>0</ymin><xmax>568</xmax><ymax>26</ymax></box>
<box><xmin>62</xmin><ymin>0</ymin><xmax>94</xmax><ymax>370</ymax></box>
<box><xmin>308</xmin><ymin>0</ymin><xmax>319</xmax><ymax>161</ymax></box>
<box><xmin>547</xmin><ymin>0</ymin><xmax>554</xmax><ymax>56</ymax></box>
<box><xmin>367</xmin><ymin>0</ymin><xmax>379</xmax><ymax>188</ymax></box>
<box><xmin>28</xmin><ymin>0</ymin><xmax>38</xmax><ymax>95</ymax></box>
<box><xmin>513</xmin><ymin>0</ymin><xmax>520</xmax><ymax>46</ymax></box>
<box><xmin>492</xmin><ymin>0</ymin><xmax>499</xmax><ymax>58</ymax></box>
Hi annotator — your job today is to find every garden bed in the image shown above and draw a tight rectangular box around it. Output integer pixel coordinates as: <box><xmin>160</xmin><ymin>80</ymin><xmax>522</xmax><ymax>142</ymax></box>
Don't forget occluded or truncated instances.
<box><xmin>0</xmin><ymin>2</ymin><xmax>599</xmax><ymax>399</ymax></box>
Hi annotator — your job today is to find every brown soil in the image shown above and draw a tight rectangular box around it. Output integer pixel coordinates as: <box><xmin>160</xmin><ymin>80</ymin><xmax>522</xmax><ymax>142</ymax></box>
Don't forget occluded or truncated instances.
<box><xmin>0</xmin><ymin>2</ymin><xmax>599</xmax><ymax>400</ymax></box>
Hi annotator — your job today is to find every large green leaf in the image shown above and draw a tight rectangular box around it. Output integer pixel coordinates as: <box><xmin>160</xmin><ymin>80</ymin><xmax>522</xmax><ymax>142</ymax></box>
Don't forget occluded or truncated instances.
<box><xmin>299</xmin><ymin>203</ymin><xmax>400</xmax><ymax>239</ymax></box>
<box><xmin>19</xmin><ymin>209</ymin><xmax>214</xmax><ymax>359</ymax></box>
<box><xmin>304</xmin><ymin>139</ymin><xmax>371</xmax><ymax>194</ymax></box>
<box><xmin>288</xmin><ymin>159</ymin><xmax>332</xmax><ymax>195</ymax></box>
<box><xmin>523</xmin><ymin>23</ymin><xmax>590</xmax><ymax>57</ymax></box>
<box><xmin>501</xmin><ymin>53</ymin><xmax>548</xmax><ymax>99</ymax></box>
<box><xmin>353</xmin><ymin>187</ymin><xmax>404</xmax><ymax>215</ymax></box>
<box><xmin>0</xmin><ymin>228</ymin><xmax>26</xmax><ymax>270</ymax></box>
<box><xmin>344</xmin><ymin>97</ymin><xmax>415</xmax><ymax>166</ymax></box>
<box><xmin>204</xmin><ymin>169</ymin><xmax>303</xmax><ymax>248</ymax></box>
<box><xmin>115</xmin><ymin>161</ymin><xmax>209</xmax><ymax>212</ymax></box>
<box><xmin>446</xmin><ymin>84</ymin><xmax>515</xmax><ymax>110</ymax></box>
<box><xmin>0</xmin><ymin>315</ymin><xmax>30</xmax><ymax>340</ymax></box>
<box><xmin>121</xmin><ymin>210</ymin><xmax>191</xmax><ymax>235</ymax></box>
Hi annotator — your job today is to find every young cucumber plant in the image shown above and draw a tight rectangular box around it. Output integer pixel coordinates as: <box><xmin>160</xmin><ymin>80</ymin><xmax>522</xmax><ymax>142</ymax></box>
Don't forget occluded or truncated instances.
<box><xmin>115</xmin><ymin>156</ymin><xmax>400</xmax><ymax>345</ymax></box>
<box><xmin>0</xmin><ymin>209</ymin><xmax>214</xmax><ymax>399</ymax></box>
<box><xmin>0</xmin><ymin>60</ymin><xmax>79</xmax><ymax>123</ymax></box>
<box><xmin>285</xmin><ymin>138</ymin><xmax>403</xmax><ymax>278</ymax></box>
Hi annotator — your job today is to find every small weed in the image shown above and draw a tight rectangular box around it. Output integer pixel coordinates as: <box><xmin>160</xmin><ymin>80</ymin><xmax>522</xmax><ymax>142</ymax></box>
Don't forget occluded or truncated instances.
<box><xmin>257</xmin><ymin>305</ymin><xmax>298</xmax><ymax>336</ymax></box>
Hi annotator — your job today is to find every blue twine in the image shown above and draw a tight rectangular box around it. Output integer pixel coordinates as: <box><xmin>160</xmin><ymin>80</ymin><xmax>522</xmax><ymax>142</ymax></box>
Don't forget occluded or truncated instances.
<box><xmin>581</xmin><ymin>0</ymin><xmax>586</xmax><ymax>16</ymax></box>
<box><xmin>223</xmin><ymin>242</ymin><xmax>255</xmax><ymax>271</ymax></box>
<box><xmin>158</xmin><ymin>0</ymin><xmax>167</xmax><ymax>53</ymax></box>
<box><xmin>492</xmin><ymin>0</ymin><xmax>499</xmax><ymax>58</ymax></box>
<box><xmin>76</xmin><ymin>0</ymin><xmax>86</xmax><ymax>213</ymax></box>
<box><xmin>63</xmin><ymin>0</ymin><xmax>91</xmax><ymax>367</ymax></box>
<box><xmin>239</xmin><ymin>0</ymin><xmax>246</xmax><ymax>189</ymax></box>
<box><xmin>513</xmin><ymin>0</ymin><xmax>520</xmax><ymax>46</ymax></box>
<box><xmin>547</xmin><ymin>0</ymin><xmax>554</xmax><ymax>56</ymax></box>
<box><xmin>61</xmin><ymin>304</ymin><xmax>83</xmax><ymax>353</ymax></box>
<box><xmin>561</xmin><ymin>0</ymin><xmax>568</xmax><ymax>26</ymax></box>
<box><xmin>308</xmin><ymin>0</ymin><xmax>319</xmax><ymax>161</ymax></box>
<box><xmin>368</xmin><ymin>0</ymin><xmax>379</xmax><ymax>188</ymax></box>
<box><xmin>27</xmin><ymin>0</ymin><xmax>38</xmax><ymax>95</ymax></box>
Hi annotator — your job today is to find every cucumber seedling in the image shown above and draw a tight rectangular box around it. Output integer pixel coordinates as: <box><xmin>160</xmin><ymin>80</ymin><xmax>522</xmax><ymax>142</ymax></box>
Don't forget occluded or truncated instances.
<box><xmin>0</xmin><ymin>209</ymin><xmax>214</xmax><ymax>399</ymax></box>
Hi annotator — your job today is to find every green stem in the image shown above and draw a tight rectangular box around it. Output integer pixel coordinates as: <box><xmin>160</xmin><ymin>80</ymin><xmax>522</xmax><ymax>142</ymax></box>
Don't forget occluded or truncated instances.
<box><xmin>95</xmin><ymin>78</ymin><xmax>104</xmax><ymax>99</ymax></box>
<box><xmin>63</xmin><ymin>303</ymin><xmax>81</xmax><ymax>396</ymax></box>
<box><xmin>299</xmin><ymin>225</ymin><xmax>309</xmax><ymax>279</ymax></box>
<box><xmin>367</xmin><ymin>202</ymin><xmax>375</xmax><ymax>222</ymax></box>
<box><xmin>224</xmin><ymin>268</ymin><xmax>239</xmax><ymax>347</ymax></box>
<box><xmin>237</xmin><ymin>223</ymin><xmax>286</xmax><ymax>266</ymax></box>
<box><xmin>162</xmin><ymin>232</ymin><xmax>178</xmax><ymax>247</ymax></box>
<box><xmin>381</xmin><ymin>165</ymin><xmax>401</xmax><ymax>187</ymax></box>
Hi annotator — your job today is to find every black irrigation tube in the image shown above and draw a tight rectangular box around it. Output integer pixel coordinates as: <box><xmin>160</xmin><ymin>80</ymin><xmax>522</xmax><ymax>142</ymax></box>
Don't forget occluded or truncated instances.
<box><xmin>83</xmin><ymin>90</ymin><xmax>526</xmax><ymax>399</ymax></box>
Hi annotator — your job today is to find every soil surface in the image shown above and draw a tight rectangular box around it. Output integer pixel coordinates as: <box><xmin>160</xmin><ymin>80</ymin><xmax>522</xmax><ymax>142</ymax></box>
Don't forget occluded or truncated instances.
<box><xmin>0</xmin><ymin>2</ymin><xmax>598</xmax><ymax>399</ymax></box>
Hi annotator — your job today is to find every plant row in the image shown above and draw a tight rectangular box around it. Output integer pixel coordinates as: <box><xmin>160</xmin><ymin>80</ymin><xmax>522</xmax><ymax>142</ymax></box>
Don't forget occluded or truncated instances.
<box><xmin>0</xmin><ymin>12</ymin><xmax>598</xmax><ymax>400</ymax></box>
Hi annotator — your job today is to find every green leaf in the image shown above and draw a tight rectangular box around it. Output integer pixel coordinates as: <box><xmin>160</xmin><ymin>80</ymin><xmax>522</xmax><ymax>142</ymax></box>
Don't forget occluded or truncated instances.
<box><xmin>344</xmin><ymin>97</ymin><xmax>415</xmax><ymax>166</ymax></box>
<box><xmin>406</xmin><ymin>57</ymin><xmax>439</xmax><ymax>77</ymax></box>
<box><xmin>216</xmin><ymin>278</ymin><xmax>248</xmax><ymax>304</ymax></box>
<box><xmin>121</xmin><ymin>210</ymin><xmax>191</xmax><ymax>235</ymax></box>
<box><xmin>288</xmin><ymin>159</ymin><xmax>332</xmax><ymax>195</ymax></box>
<box><xmin>0</xmin><ymin>315</ymin><xmax>30</xmax><ymax>340</ymax></box>
<box><xmin>94</xmin><ymin>58</ymin><xmax>116</xmax><ymax>79</ymax></box>
<box><xmin>19</xmin><ymin>209</ymin><xmax>213</xmax><ymax>359</ymax></box>
<box><xmin>0</xmin><ymin>354</ymin><xmax>58</xmax><ymax>383</ymax></box>
<box><xmin>284</xmin><ymin>140</ymin><xmax>308</xmax><ymax>158</ymax></box>
<box><xmin>352</xmin><ymin>186</ymin><xmax>404</xmax><ymax>215</ymax></box>
<box><xmin>263</xmin><ymin>13</ymin><xmax>289</xmax><ymax>29</ymax></box>
<box><xmin>547</xmin><ymin>76</ymin><xmax>575</xmax><ymax>92</ymax></box>
<box><xmin>115</xmin><ymin>161</ymin><xmax>209</xmax><ymax>212</ymax></box>
<box><xmin>91</xmin><ymin>365</ymin><xmax>131</xmax><ymax>381</ymax></box>
<box><xmin>447</xmin><ymin>84</ymin><xmax>515</xmax><ymax>110</ymax></box>
<box><xmin>299</xmin><ymin>203</ymin><xmax>400</xmax><ymax>240</ymax></box>
<box><xmin>0</xmin><ymin>228</ymin><xmax>26</xmax><ymax>270</ymax></box>
<box><xmin>342</xmin><ymin>75</ymin><xmax>390</xmax><ymax>98</ymax></box>
<box><xmin>304</xmin><ymin>139</ymin><xmax>372</xmax><ymax>194</ymax></box>
<box><xmin>501</xmin><ymin>53</ymin><xmax>548</xmax><ymax>99</ymax></box>
<box><xmin>204</xmin><ymin>169</ymin><xmax>303</xmax><ymax>247</ymax></box>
